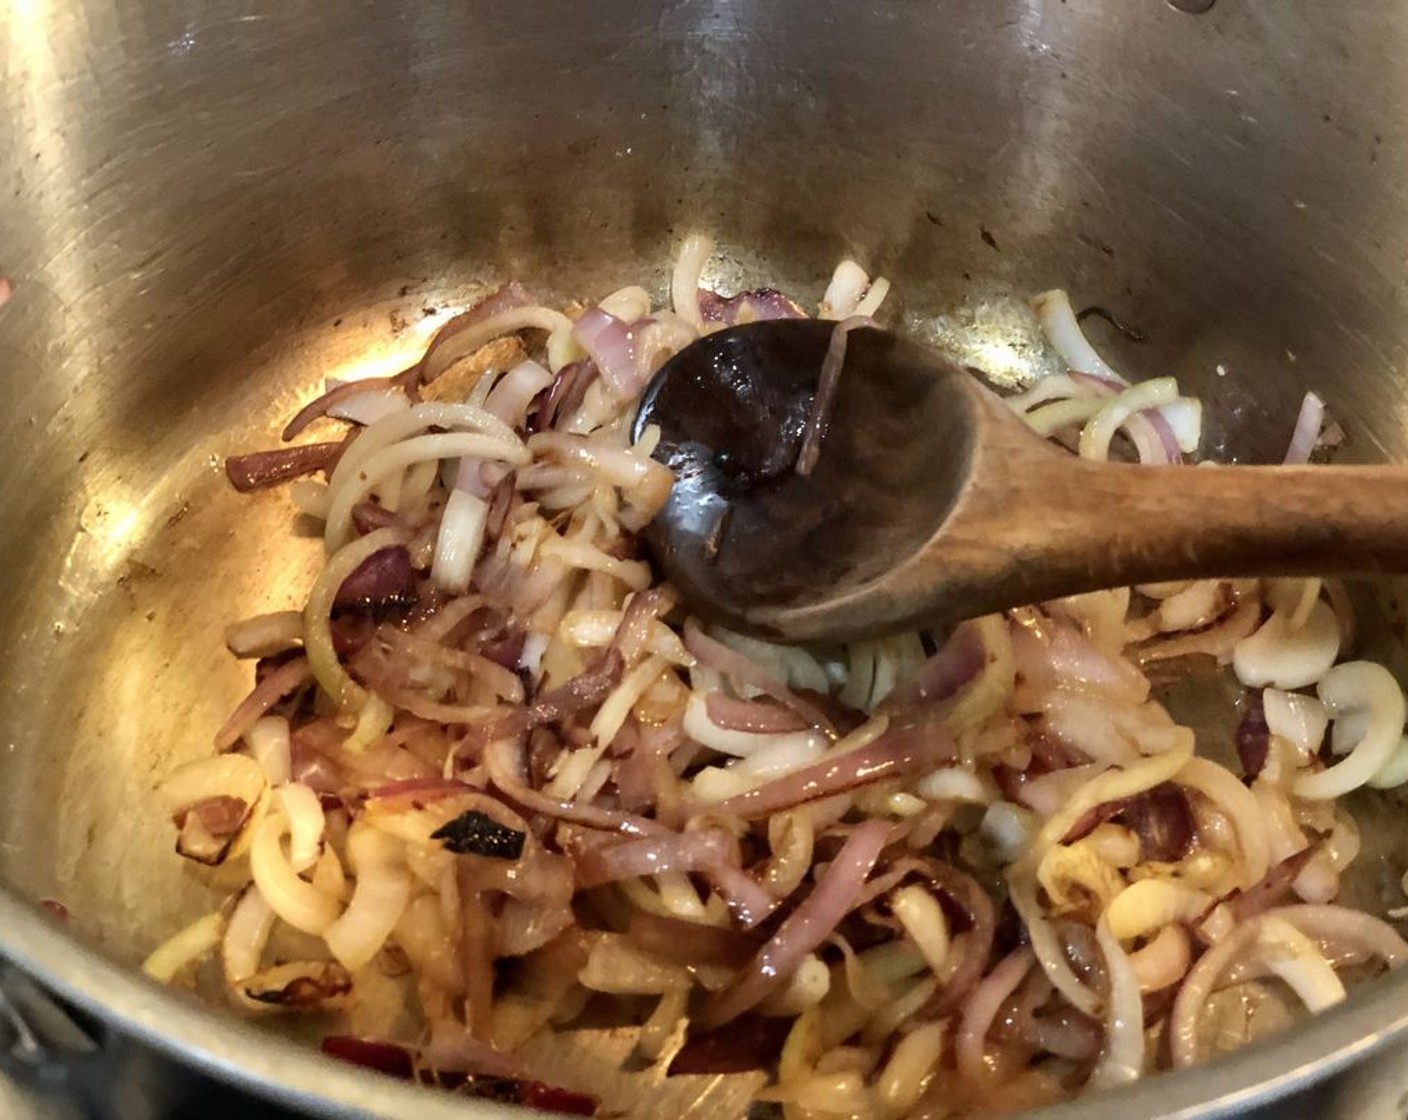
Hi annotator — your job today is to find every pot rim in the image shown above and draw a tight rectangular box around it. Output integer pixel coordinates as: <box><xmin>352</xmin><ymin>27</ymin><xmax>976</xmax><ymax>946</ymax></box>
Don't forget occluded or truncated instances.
<box><xmin>3</xmin><ymin>889</ymin><xmax>1407</xmax><ymax>1119</ymax></box>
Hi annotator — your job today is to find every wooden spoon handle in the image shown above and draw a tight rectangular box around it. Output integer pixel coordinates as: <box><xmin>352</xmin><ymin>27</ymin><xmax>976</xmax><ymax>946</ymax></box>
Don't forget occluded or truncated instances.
<box><xmin>959</xmin><ymin>458</ymin><xmax>1408</xmax><ymax>595</ymax></box>
<box><xmin>757</xmin><ymin>457</ymin><xmax>1408</xmax><ymax>641</ymax></box>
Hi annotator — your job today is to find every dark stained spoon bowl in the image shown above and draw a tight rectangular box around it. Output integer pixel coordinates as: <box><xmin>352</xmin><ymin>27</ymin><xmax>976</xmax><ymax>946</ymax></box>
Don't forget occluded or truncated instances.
<box><xmin>634</xmin><ymin>320</ymin><xmax>1408</xmax><ymax>643</ymax></box>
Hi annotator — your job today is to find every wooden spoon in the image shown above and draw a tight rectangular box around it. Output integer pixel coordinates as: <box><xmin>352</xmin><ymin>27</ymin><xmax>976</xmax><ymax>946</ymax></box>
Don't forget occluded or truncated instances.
<box><xmin>632</xmin><ymin>319</ymin><xmax>1408</xmax><ymax>643</ymax></box>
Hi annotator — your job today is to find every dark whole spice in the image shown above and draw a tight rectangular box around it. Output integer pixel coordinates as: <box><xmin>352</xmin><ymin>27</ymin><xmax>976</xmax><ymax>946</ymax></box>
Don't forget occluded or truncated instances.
<box><xmin>432</xmin><ymin>809</ymin><xmax>527</xmax><ymax>860</ymax></box>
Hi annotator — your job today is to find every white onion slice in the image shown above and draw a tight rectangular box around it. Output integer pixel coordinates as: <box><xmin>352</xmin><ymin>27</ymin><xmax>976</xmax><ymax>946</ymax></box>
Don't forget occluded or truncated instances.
<box><xmin>245</xmin><ymin>716</ymin><xmax>291</xmax><ymax>786</ymax></box>
<box><xmin>671</xmin><ymin>234</ymin><xmax>713</xmax><ymax>331</ymax></box>
<box><xmin>224</xmin><ymin>611</ymin><xmax>304</xmax><ymax>659</ymax></box>
<box><xmin>1031</xmin><ymin>289</ymin><xmax>1126</xmax><ymax>384</ymax></box>
<box><xmin>1156</xmin><ymin>397</ymin><xmax>1203</xmax><ymax>453</ymax></box>
<box><xmin>1079</xmin><ymin>377</ymin><xmax>1179</xmax><ymax>461</ymax></box>
<box><xmin>1089</xmin><ymin>918</ymin><xmax>1144</xmax><ymax>1089</ymax></box>
<box><xmin>1256</xmin><ymin>915</ymin><xmax>1345</xmax><ymax>1012</ymax></box>
<box><xmin>1263</xmin><ymin>688</ymin><xmax>1329</xmax><ymax>760</ymax></box>
<box><xmin>1105</xmin><ymin>879</ymin><xmax>1211</xmax><ymax>941</ymax></box>
<box><xmin>483</xmin><ymin>359</ymin><xmax>554</xmax><ymax>427</ymax></box>
<box><xmin>142</xmin><ymin>912</ymin><xmax>224</xmax><ymax>982</ymax></box>
<box><xmin>820</xmin><ymin>260</ymin><xmax>872</xmax><ymax>320</ymax></box>
<box><xmin>683</xmin><ymin>694</ymin><xmax>827</xmax><ymax>759</ymax></box>
<box><xmin>326</xmin><ymin>387</ymin><xmax>409</xmax><ymax>427</ymax></box>
<box><xmin>249</xmin><ymin>811</ymin><xmax>343</xmax><ymax>935</ymax></box>
<box><xmin>160</xmin><ymin>754</ymin><xmax>267</xmax><ymax>815</ymax></box>
<box><xmin>430</xmin><ymin>488</ymin><xmax>489</xmax><ymax>594</ymax></box>
<box><xmin>278</xmin><ymin>784</ymin><xmax>326</xmax><ymax>873</ymax></box>
<box><xmin>324</xmin><ymin>822</ymin><xmax>413</xmax><ymax>971</ymax></box>
<box><xmin>1233</xmin><ymin>600</ymin><xmax>1340</xmax><ymax>690</ymax></box>
<box><xmin>1298</xmin><ymin>661</ymin><xmax>1407</xmax><ymax>799</ymax></box>
<box><xmin>1283</xmin><ymin>390</ymin><xmax>1326</xmax><ymax>465</ymax></box>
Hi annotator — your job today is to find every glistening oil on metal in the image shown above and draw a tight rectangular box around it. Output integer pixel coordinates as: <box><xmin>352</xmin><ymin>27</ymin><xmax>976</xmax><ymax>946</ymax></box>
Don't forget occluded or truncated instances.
<box><xmin>4</xmin><ymin>1</ymin><xmax>1408</xmax><ymax>1118</ymax></box>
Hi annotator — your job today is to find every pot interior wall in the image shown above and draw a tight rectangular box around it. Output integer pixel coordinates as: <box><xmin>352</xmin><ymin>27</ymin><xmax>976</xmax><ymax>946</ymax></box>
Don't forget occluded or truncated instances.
<box><xmin>2</xmin><ymin>0</ymin><xmax>1408</xmax><ymax>1095</ymax></box>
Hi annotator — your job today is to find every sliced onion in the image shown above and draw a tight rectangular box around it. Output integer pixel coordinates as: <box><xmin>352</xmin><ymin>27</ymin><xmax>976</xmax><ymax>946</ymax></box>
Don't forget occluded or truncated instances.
<box><xmin>706</xmin><ymin>721</ymin><xmax>953</xmax><ymax>820</ymax></box>
<box><xmin>705</xmin><ymin>865</ymin><xmax>780</xmax><ymax>929</ymax></box>
<box><xmin>249</xmin><ymin>810</ymin><xmax>343</xmax><ymax>935</ymax></box>
<box><xmin>1104</xmin><ymin>879</ymin><xmax>1210</xmax><ymax>941</ymax></box>
<box><xmin>484</xmin><ymin>359</ymin><xmax>554</xmax><ymax>427</ymax></box>
<box><xmin>1256</xmin><ymin>915</ymin><xmax>1345</xmax><ymax>1013</ymax></box>
<box><xmin>226</xmin><ymin>442</ymin><xmax>342</xmax><ymax>492</ymax></box>
<box><xmin>1266</xmin><ymin>903</ymin><xmax>1408</xmax><ymax>966</ymax></box>
<box><xmin>1263</xmin><ymin>688</ymin><xmax>1328</xmax><ymax>759</ymax></box>
<box><xmin>684</xmin><ymin>694</ymin><xmax>828</xmax><ymax>759</ymax></box>
<box><xmin>704</xmin><ymin>693</ymin><xmax>809</xmax><ymax>734</ymax></box>
<box><xmin>278</xmin><ymin>783</ymin><xmax>326</xmax><ymax>872</ymax></box>
<box><xmin>1233</xmin><ymin>600</ymin><xmax>1340</xmax><ymax>690</ymax></box>
<box><xmin>576</xmin><ymin>828</ymin><xmax>736</xmax><ymax>888</ymax></box>
<box><xmin>671</xmin><ymin>233</ymin><xmax>712</xmax><ymax>331</ymax></box>
<box><xmin>572</xmin><ymin>307</ymin><xmax>646</xmax><ymax>400</ymax></box>
<box><xmin>324</xmin><ymin>822</ymin><xmax>413</xmax><ymax>971</ymax></box>
<box><xmin>326</xmin><ymin>386</ymin><xmax>410</xmax><ymax>428</ymax></box>
<box><xmin>1128</xmin><ymin>924</ymin><xmax>1191</xmax><ymax>992</ymax></box>
<box><xmin>142</xmin><ymin>911</ymin><xmax>224</xmax><ymax>982</ymax></box>
<box><xmin>1283</xmin><ymin>390</ymin><xmax>1326</xmax><ymax>465</ymax></box>
<box><xmin>700</xmin><ymin>819</ymin><xmax>891</xmax><ymax>1027</ymax></box>
<box><xmin>1089</xmin><ymin>918</ymin><xmax>1143</xmax><ymax>1089</ymax></box>
<box><xmin>1079</xmin><ymin>377</ymin><xmax>1179</xmax><ymax>461</ymax></box>
<box><xmin>1031</xmin><ymin>289</ymin><xmax>1126</xmax><ymax>384</ymax></box>
<box><xmin>245</xmin><ymin>716</ymin><xmax>291</xmax><ymax>785</ymax></box>
<box><xmin>698</xmin><ymin>287</ymin><xmax>806</xmax><ymax>325</ymax></box>
<box><xmin>161</xmin><ymin>753</ymin><xmax>267</xmax><ymax>817</ymax></box>
<box><xmin>954</xmin><ymin>948</ymin><xmax>1034</xmax><ymax>1085</ymax></box>
<box><xmin>224</xmin><ymin>611</ymin><xmax>304</xmax><ymax>659</ymax></box>
<box><xmin>683</xmin><ymin>623</ymin><xmax>835</xmax><ymax>731</ymax></box>
<box><xmin>213</xmin><ymin>657</ymin><xmax>311</xmax><ymax>751</ymax></box>
<box><xmin>430</xmin><ymin>488</ymin><xmax>489</xmax><ymax>594</ymax></box>
<box><xmin>819</xmin><ymin>260</ymin><xmax>872</xmax><ymax>320</ymax></box>
<box><xmin>223</xmin><ymin>886</ymin><xmax>275</xmax><ymax>987</ymax></box>
<box><xmin>1298</xmin><ymin>661</ymin><xmax>1407</xmax><ymax>799</ymax></box>
<box><xmin>414</xmin><ymin>300</ymin><xmax>570</xmax><ymax>387</ymax></box>
<box><xmin>796</xmin><ymin>316</ymin><xmax>872</xmax><ymax>476</ymax></box>
<box><xmin>1178</xmin><ymin>756</ymin><xmax>1270</xmax><ymax>887</ymax></box>
<box><xmin>304</xmin><ymin>528</ymin><xmax>407</xmax><ymax>713</ymax></box>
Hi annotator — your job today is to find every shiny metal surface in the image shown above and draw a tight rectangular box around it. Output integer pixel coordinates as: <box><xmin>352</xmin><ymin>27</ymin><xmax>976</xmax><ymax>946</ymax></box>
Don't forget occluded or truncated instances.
<box><xmin>3</xmin><ymin>0</ymin><xmax>1408</xmax><ymax>1116</ymax></box>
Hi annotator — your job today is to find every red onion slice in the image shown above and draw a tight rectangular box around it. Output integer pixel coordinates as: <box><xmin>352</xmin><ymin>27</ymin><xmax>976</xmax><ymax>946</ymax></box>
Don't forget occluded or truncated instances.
<box><xmin>333</xmin><ymin>546</ymin><xmax>416</xmax><ymax>610</ymax></box>
<box><xmin>1236</xmin><ymin>690</ymin><xmax>1271</xmax><ymax>778</ymax></box>
<box><xmin>572</xmin><ymin>307</ymin><xmax>647</xmax><ymax>399</ymax></box>
<box><xmin>706</xmin><ymin>721</ymin><xmax>954</xmax><ymax>820</ymax></box>
<box><xmin>574</xmin><ymin>828</ymin><xmax>737</xmax><ymax>888</ymax></box>
<box><xmin>226</xmin><ymin>443</ymin><xmax>343</xmax><ymax>492</ymax></box>
<box><xmin>699</xmin><ymin>818</ymin><xmax>891</xmax><ymax>1027</ymax></box>
<box><xmin>1139</xmin><ymin>406</ymin><xmax>1184</xmax><ymax>463</ymax></box>
<box><xmin>683</xmin><ymin>624</ymin><xmax>835</xmax><ymax>733</ymax></box>
<box><xmin>705</xmin><ymin>865</ymin><xmax>781</xmax><ymax>929</ymax></box>
<box><xmin>483</xmin><ymin>737</ymin><xmax>664</xmax><ymax>838</ymax></box>
<box><xmin>698</xmin><ymin>287</ymin><xmax>806</xmax><ymax>325</ymax></box>
<box><xmin>704</xmin><ymin>693</ymin><xmax>810</xmax><ymax>734</ymax></box>
<box><xmin>795</xmin><ymin>315</ymin><xmax>874</xmax><ymax>476</ymax></box>
<box><xmin>627</xmin><ymin>911</ymin><xmax>761</xmax><ymax>968</ymax></box>
<box><xmin>214</xmin><ymin>657</ymin><xmax>312</xmax><ymax>751</ymax></box>
<box><xmin>532</xmin><ymin>359</ymin><xmax>598</xmax><ymax>432</ymax></box>
<box><xmin>320</xmin><ymin>1036</ymin><xmax>414</xmax><ymax>1079</ymax></box>
<box><xmin>1119</xmin><ymin>783</ymin><xmax>1196</xmax><ymax>863</ymax></box>
<box><xmin>882</xmin><ymin>622</ymin><xmax>987</xmax><ymax>709</ymax></box>
<box><xmin>955</xmin><ymin>948</ymin><xmax>1035</xmax><ymax>1086</ymax></box>
<box><xmin>404</xmin><ymin>281</ymin><xmax>534</xmax><ymax>386</ymax></box>
<box><xmin>1226</xmin><ymin>847</ymin><xmax>1319</xmax><ymax>922</ymax></box>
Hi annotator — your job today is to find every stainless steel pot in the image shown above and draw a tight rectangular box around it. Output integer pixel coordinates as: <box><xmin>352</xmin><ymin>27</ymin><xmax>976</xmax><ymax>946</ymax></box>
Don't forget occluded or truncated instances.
<box><xmin>5</xmin><ymin>1</ymin><xmax>1408</xmax><ymax>1116</ymax></box>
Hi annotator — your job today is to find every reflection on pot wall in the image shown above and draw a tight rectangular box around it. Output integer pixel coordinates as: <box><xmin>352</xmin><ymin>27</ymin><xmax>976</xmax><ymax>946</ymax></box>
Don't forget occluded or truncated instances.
<box><xmin>4</xmin><ymin>3</ymin><xmax>1408</xmax><ymax>1120</ymax></box>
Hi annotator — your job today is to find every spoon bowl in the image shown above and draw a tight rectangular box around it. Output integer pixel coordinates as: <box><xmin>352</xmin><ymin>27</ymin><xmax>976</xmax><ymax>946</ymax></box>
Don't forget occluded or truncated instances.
<box><xmin>635</xmin><ymin>321</ymin><xmax>1408</xmax><ymax>643</ymax></box>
